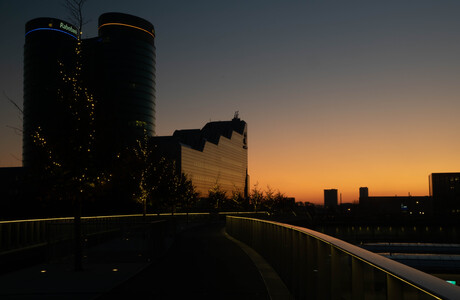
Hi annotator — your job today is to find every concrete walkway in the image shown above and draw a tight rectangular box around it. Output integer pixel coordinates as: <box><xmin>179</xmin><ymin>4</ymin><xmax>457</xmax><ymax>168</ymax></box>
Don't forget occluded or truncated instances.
<box><xmin>98</xmin><ymin>222</ymin><xmax>280</xmax><ymax>299</ymax></box>
<box><xmin>0</xmin><ymin>222</ymin><xmax>291</xmax><ymax>299</ymax></box>
<box><xmin>0</xmin><ymin>227</ymin><xmax>158</xmax><ymax>299</ymax></box>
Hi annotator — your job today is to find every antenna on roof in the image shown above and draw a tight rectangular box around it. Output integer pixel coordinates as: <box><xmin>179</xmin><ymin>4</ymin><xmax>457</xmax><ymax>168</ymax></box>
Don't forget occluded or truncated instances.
<box><xmin>234</xmin><ymin>111</ymin><xmax>239</xmax><ymax>120</ymax></box>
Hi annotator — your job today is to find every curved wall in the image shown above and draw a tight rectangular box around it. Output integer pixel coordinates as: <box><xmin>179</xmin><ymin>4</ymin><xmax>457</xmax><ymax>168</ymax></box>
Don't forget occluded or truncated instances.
<box><xmin>97</xmin><ymin>13</ymin><xmax>156</xmax><ymax>154</ymax></box>
<box><xmin>23</xmin><ymin>18</ymin><xmax>77</xmax><ymax>167</ymax></box>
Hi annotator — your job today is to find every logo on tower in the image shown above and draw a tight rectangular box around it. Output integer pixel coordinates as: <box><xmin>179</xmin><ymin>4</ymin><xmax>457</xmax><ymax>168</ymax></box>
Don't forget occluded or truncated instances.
<box><xmin>59</xmin><ymin>22</ymin><xmax>78</xmax><ymax>35</ymax></box>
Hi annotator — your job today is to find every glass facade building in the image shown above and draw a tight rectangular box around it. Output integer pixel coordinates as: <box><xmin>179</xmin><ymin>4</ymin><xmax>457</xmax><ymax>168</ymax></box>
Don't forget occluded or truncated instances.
<box><xmin>96</xmin><ymin>13</ymin><xmax>156</xmax><ymax>155</ymax></box>
<box><xmin>23</xmin><ymin>13</ymin><xmax>156</xmax><ymax>167</ymax></box>
<box><xmin>153</xmin><ymin>117</ymin><xmax>249</xmax><ymax>198</ymax></box>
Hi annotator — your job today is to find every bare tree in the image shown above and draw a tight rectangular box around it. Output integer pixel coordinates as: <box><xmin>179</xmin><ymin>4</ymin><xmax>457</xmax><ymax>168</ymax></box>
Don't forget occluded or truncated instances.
<box><xmin>264</xmin><ymin>185</ymin><xmax>276</xmax><ymax>214</ymax></box>
<box><xmin>250</xmin><ymin>183</ymin><xmax>264</xmax><ymax>212</ymax></box>
<box><xmin>3</xmin><ymin>91</ymin><xmax>23</xmax><ymax>136</ymax></box>
<box><xmin>230</xmin><ymin>188</ymin><xmax>246</xmax><ymax>210</ymax></box>
<box><xmin>208</xmin><ymin>182</ymin><xmax>227</xmax><ymax>211</ymax></box>
<box><xmin>34</xmin><ymin>0</ymin><xmax>110</xmax><ymax>271</ymax></box>
<box><xmin>148</xmin><ymin>157</ymin><xmax>197</xmax><ymax>214</ymax></box>
<box><xmin>64</xmin><ymin>0</ymin><xmax>88</xmax><ymax>34</ymax></box>
<box><xmin>132</xmin><ymin>130</ymin><xmax>154</xmax><ymax>217</ymax></box>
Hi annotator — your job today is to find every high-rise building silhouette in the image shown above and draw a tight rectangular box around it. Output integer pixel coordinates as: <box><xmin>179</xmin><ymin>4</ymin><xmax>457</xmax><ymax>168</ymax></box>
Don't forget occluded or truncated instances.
<box><xmin>324</xmin><ymin>189</ymin><xmax>338</xmax><ymax>209</ymax></box>
<box><xmin>23</xmin><ymin>17</ymin><xmax>78</xmax><ymax>167</ymax></box>
<box><xmin>429</xmin><ymin>173</ymin><xmax>460</xmax><ymax>216</ymax></box>
<box><xmin>359</xmin><ymin>187</ymin><xmax>369</xmax><ymax>200</ymax></box>
<box><xmin>23</xmin><ymin>13</ymin><xmax>156</xmax><ymax>167</ymax></box>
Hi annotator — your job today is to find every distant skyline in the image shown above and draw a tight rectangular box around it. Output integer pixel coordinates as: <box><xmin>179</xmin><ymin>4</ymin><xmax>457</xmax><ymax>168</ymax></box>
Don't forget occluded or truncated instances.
<box><xmin>1</xmin><ymin>1</ymin><xmax>460</xmax><ymax>204</ymax></box>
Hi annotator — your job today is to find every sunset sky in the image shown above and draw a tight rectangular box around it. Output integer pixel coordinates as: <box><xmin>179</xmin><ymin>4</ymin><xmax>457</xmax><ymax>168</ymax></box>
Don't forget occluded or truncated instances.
<box><xmin>1</xmin><ymin>0</ymin><xmax>460</xmax><ymax>204</ymax></box>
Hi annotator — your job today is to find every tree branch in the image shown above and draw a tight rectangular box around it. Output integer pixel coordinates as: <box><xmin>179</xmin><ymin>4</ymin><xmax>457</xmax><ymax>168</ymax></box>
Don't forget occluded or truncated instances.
<box><xmin>3</xmin><ymin>91</ymin><xmax>23</xmax><ymax>115</ymax></box>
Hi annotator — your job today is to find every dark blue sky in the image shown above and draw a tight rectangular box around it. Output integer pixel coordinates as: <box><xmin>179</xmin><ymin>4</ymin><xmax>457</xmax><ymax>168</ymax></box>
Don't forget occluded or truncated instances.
<box><xmin>1</xmin><ymin>0</ymin><xmax>460</xmax><ymax>202</ymax></box>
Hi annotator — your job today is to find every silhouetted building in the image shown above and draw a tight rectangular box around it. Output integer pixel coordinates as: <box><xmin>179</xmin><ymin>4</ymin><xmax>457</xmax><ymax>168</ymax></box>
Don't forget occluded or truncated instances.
<box><xmin>23</xmin><ymin>18</ymin><xmax>78</xmax><ymax>167</ymax></box>
<box><xmin>280</xmin><ymin>197</ymin><xmax>296</xmax><ymax>211</ymax></box>
<box><xmin>359</xmin><ymin>187</ymin><xmax>432</xmax><ymax>218</ymax></box>
<box><xmin>23</xmin><ymin>13</ymin><xmax>156</xmax><ymax>167</ymax></box>
<box><xmin>0</xmin><ymin>168</ymin><xmax>25</xmax><ymax>215</ymax></box>
<box><xmin>429</xmin><ymin>173</ymin><xmax>460</xmax><ymax>216</ymax></box>
<box><xmin>359</xmin><ymin>187</ymin><xmax>369</xmax><ymax>200</ymax></box>
<box><xmin>152</xmin><ymin>116</ymin><xmax>248</xmax><ymax>198</ymax></box>
<box><xmin>93</xmin><ymin>13</ymin><xmax>156</xmax><ymax>160</ymax></box>
<box><xmin>324</xmin><ymin>189</ymin><xmax>338</xmax><ymax>209</ymax></box>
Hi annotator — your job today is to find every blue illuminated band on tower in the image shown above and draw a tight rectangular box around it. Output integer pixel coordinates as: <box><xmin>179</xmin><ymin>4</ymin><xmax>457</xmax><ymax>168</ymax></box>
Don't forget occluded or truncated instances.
<box><xmin>25</xmin><ymin>19</ymin><xmax>78</xmax><ymax>39</ymax></box>
<box><xmin>25</xmin><ymin>27</ymin><xmax>78</xmax><ymax>39</ymax></box>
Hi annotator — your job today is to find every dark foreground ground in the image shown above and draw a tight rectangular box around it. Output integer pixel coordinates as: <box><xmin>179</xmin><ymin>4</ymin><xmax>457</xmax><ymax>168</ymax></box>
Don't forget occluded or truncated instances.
<box><xmin>98</xmin><ymin>222</ymin><xmax>270</xmax><ymax>299</ymax></box>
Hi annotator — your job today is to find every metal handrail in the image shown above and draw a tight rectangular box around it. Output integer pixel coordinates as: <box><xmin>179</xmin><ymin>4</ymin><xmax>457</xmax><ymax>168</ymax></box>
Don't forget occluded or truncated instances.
<box><xmin>226</xmin><ymin>216</ymin><xmax>460</xmax><ymax>300</ymax></box>
<box><xmin>0</xmin><ymin>212</ymin><xmax>267</xmax><ymax>253</ymax></box>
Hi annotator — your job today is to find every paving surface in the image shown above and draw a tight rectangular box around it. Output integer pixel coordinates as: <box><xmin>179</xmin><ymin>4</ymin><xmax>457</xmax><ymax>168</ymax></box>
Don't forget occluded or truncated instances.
<box><xmin>0</xmin><ymin>227</ymin><xmax>157</xmax><ymax>299</ymax></box>
<box><xmin>98</xmin><ymin>222</ymin><xmax>270</xmax><ymax>299</ymax></box>
<box><xmin>0</xmin><ymin>222</ymin><xmax>285</xmax><ymax>299</ymax></box>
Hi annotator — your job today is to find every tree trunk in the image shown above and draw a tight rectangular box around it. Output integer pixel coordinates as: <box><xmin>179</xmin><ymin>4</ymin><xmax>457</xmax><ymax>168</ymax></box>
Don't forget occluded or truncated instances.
<box><xmin>74</xmin><ymin>195</ymin><xmax>83</xmax><ymax>271</ymax></box>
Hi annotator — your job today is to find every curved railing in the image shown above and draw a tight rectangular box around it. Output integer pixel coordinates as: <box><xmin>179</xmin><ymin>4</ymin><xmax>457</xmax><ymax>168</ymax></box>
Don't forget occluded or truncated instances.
<box><xmin>0</xmin><ymin>214</ymin><xmax>163</xmax><ymax>253</ymax></box>
<box><xmin>0</xmin><ymin>212</ymin><xmax>266</xmax><ymax>253</ymax></box>
<box><xmin>226</xmin><ymin>216</ymin><xmax>460</xmax><ymax>300</ymax></box>
<box><xmin>0</xmin><ymin>214</ymin><xmax>173</xmax><ymax>273</ymax></box>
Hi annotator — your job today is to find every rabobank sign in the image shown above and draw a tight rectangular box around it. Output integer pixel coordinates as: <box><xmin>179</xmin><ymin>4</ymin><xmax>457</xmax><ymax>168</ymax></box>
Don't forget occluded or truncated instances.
<box><xmin>60</xmin><ymin>22</ymin><xmax>78</xmax><ymax>35</ymax></box>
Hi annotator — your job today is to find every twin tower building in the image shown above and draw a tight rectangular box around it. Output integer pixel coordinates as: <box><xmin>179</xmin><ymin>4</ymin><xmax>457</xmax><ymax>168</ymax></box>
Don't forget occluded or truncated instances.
<box><xmin>24</xmin><ymin>13</ymin><xmax>249</xmax><ymax>197</ymax></box>
<box><xmin>24</xmin><ymin>13</ymin><xmax>156</xmax><ymax>167</ymax></box>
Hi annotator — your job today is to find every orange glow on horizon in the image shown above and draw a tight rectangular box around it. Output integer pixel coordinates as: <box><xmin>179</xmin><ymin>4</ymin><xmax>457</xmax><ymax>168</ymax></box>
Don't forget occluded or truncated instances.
<box><xmin>247</xmin><ymin>112</ymin><xmax>460</xmax><ymax>205</ymax></box>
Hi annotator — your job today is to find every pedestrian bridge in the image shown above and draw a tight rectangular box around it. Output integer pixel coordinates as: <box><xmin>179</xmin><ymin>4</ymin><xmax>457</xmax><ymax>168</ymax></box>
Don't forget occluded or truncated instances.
<box><xmin>226</xmin><ymin>216</ymin><xmax>460</xmax><ymax>300</ymax></box>
<box><xmin>1</xmin><ymin>214</ymin><xmax>459</xmax><ymax>299</ymax></box>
